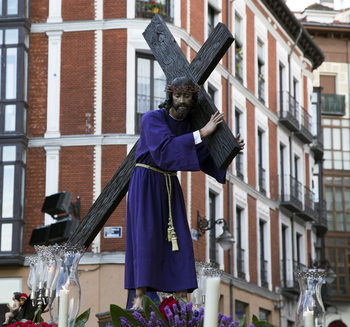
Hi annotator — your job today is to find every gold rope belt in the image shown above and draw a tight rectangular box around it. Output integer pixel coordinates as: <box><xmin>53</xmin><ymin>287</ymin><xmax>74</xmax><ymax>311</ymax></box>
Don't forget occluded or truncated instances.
<box><xmin>135</xmin><ymin>163</ymin><xmax>179</xmax><ymax>252</ymax></box>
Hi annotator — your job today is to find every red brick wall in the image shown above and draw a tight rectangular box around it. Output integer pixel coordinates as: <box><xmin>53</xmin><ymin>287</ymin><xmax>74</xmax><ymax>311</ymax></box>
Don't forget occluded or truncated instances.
<box><xmin>246</xmin><ymin>100</ymin><xmax>256</xmax><ymax>187</ymax></box>
<box><xmin>246</xmin><ymin>6</ymin><xmax>255</xmax><ymax>94</ymax></box>
<box><xmin>28</xmin><ymin>33</ymin><xmax>48</xmax><ymax>138</ymax></box>
<box><xmin>60</xmin><ymin>31</ymin><xmax>95</xmax><ymax>136</ymax></box>
<box><xmin>30</xmin><ymin>0</ymin><xmax>48</xmax><ymax>22</ymax></box>
<box><xmin>62</xmin><ymin>0</ymin><xmax>94</xmax><ymax>21</ymax></box>
<box><xmin>270</xmin><ymin>208</ymin><xmax>279</xmax><ymax>288</ymax></box>
<box><xmin>190</xmin><ymin>0</ymin><xmax>204</xmax><ymax>45</ymax></box>
<box><xmin>100</xmin><ymin>145</ymin><xmax>127</xmax><ymax>252</ymax></box>
<box><xmin>269</xmin><ymin>120</ymin><xmax>278</xmax><ymax>200</ymax></box>
<box><xmin>181</xmin><ymin>40</ymin><xmax>187</xmax><ymax>59</ymax></box>
<box><xmin>268</xmin><ymin>32</ymin><xmax>277</xmax><ymax>114</ymax></box>
<box><xmin>24</xmin><ymin>147</ymin><xmax>47</xmax><ymax>254</ymax></box>
<box><xmin>248</xmin><ymin>195</ymin><xmax>257</xmax><ymax>284</ymax></box>
<box><xmin>181</xmin><ymin>172</ymin><xmax>188</xmax><ymax>218</ymax></box>
<box><xmin>104</xmin><ymin>0</ymin><xmax>126</xmax><ymax>19</ymax></box>
<box><xmin>102</xmin><ymin>29</ymin><xmax>127</xmax><ymax>134</ymax></box>
<box><xmin>181</xmin><ymin>0</ymin><xmax>187</xmax><ymax>31</ymax></box>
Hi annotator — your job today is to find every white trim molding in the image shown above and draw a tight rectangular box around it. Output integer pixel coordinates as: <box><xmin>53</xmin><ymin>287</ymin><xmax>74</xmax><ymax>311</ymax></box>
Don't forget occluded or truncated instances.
<box><xmin>47</xmin><ymin>0</ymin><xmax>62</xmax><ymax>23</ymax></box>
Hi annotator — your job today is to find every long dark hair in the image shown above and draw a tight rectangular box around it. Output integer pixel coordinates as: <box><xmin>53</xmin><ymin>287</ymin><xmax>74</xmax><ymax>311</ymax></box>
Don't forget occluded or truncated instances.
<box><xmin>13</xmin><ymin>292</ymin><xmax>21</xmax><ymax>301</ymax></box>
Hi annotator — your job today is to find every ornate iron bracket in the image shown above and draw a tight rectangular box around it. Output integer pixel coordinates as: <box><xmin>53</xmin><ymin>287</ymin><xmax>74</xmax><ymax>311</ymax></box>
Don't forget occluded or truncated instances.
<box><xmin>197</xmin><ymin>210</ymin><xmax>227</xmax><ymax>237</ymax></box>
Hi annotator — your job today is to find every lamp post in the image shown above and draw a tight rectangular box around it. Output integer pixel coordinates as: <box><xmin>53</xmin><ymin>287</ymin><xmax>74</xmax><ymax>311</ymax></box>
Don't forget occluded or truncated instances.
<box><xmin>197</xmin><ymin>210</ymin><xmax>235</xmax><ymax>250</ymax></box>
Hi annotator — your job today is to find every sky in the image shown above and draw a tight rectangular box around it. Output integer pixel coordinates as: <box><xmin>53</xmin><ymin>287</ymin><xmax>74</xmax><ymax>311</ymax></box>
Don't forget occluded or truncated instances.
<box><xmin>286</xmin><ymin>0</ymin><xmax>350</xmax><ymax>12</ymax></box>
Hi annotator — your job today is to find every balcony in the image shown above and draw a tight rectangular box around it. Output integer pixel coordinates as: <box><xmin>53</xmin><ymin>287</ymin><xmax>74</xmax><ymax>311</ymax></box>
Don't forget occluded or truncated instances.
<box><xmin>313</xmin><ymin>200</ymin><xmax>328</xmax><ymax>235</ymax></box>
<box><xmin>297</xmin><ymin>186</ymin><xmax>317</xmax><ymax>222</ymax></box>
<box><xmin>258</xmin><ymin>165</ymin><xmax>266</xmax><ymax>196</ymax></box>
<box><xmin>260</xmin><ymin>257</ymin><xmax>269</xmax><ymax>288</ymax></box>
<box><xmin>280</xmin><ymin>175</ymin><xmax>303</xmax><ymax>213</ymax></box>
<box><xmin>280</xmin><ymin>260</ymin><xmax>306</xmax><ymax>298</ymax></box>
<box><xmin>237</xmin><ymin>247</ymin><xmax>245</xmax><ymax>279</ymax></box>
<box><xmin>258</xmin><ymin>76</ymin><xmax>265</xmax><ymax>105</ymax></box>
<box><xmin>321</xmin><ymin>93</ymin><xmax>346</xmax><ymax>116</ymax></box>
<box><xmin>135</xmin><ymin>1</ymin><xmax>174</xmax><ymax>24</ymax></box>
<box><xmin>236</xmin><ymin>155</ymin><xmax>244</xmax><ymax>180</ymax></box>
<box><xmin>295</xmin><ymin>106</ymin><xmax>313</xmax><ymax>144</ymax></box>
<box><xmin>278</xmin><ymin>91</ymin><xmax>300</xmax><ymax>132</ymax></box>
<box><xmin>311</xmin><ymin>123</ymin><xmax>324</xmax><ymax>160</ymax></box>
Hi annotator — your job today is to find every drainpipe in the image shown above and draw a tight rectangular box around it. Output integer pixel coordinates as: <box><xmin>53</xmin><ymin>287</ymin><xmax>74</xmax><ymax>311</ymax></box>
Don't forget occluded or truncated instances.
<box><xmin>227</xmin><ymin>0</ymin><xmax>234</xmax><ymax>317</ymax></box>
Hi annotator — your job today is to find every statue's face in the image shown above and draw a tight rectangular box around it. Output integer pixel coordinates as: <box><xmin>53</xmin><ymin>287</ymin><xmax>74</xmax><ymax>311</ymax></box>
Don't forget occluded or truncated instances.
<box><xmin>172</xmin><ymin>91</ymin><xmax>193</xmax><ymax>118</ymax></box>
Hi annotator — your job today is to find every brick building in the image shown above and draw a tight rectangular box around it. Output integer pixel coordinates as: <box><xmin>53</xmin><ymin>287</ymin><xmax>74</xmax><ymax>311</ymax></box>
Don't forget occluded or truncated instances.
<box><xmin>0</xmin><ymin>0</ymin><xmax>325</xmax><ymax>326</ymax></box>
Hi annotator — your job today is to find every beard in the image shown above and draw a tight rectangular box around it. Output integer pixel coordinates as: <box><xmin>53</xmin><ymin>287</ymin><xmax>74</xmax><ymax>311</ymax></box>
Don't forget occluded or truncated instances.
<box><xmin>173</xmin><ymin>102</ymin><xmax>192</xmax><ymax>118</ymax></box>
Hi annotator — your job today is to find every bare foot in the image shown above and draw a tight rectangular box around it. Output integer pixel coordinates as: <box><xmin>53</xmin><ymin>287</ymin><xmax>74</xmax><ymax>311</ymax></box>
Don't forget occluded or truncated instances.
<box><xmin>131</xmin><ymin>296</ymin><xmax>143</xmax><ymax>310</ymax></box>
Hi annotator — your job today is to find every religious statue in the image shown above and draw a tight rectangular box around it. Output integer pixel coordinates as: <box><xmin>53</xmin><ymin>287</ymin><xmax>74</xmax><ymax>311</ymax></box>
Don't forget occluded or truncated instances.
<box><xmin>3</xmin><ymin>292</ymin><xmax>27</xmax><ymax>325</ymax></box>
<box><xmin>125</xmin><ymin>77</ymin><xmax>245</xmax><ymax>309</ymax></box>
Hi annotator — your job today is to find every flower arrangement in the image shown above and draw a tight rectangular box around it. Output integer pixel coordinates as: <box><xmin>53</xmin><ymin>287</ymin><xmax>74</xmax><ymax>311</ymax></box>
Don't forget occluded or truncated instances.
<box><xmin>110</xmin><ymin>295</ymin><xmax>275</xmax><ymax>327</ymax></box>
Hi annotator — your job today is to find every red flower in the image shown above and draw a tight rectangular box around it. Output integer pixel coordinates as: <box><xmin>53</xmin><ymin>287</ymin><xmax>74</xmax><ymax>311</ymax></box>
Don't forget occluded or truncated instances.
<box><xmin>151</xmin><ymin>1</ymin><xmax>156</xmax><ymax>3</ymax></box>
<box><xmin>159</xmin><ymin>296</ymin><xmax>178</xmax><ymax>321</ymax></box>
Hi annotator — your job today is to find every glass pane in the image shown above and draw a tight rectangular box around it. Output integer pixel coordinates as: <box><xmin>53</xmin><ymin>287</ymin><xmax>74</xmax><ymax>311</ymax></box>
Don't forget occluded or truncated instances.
<box><xmin>343</xmin><ymin>129</ymin><xmax>350</xmax><ymax>151</ymax></box>
<box><xmin>23</xmin><ymin>107</ymin><xmax>27</xmax><ymax>133</ymax></box>
<box><xmin>337</xmin><ymin>213</ymin><xmax>344</xmax><ymax>231</ymax></box>
<box><xmin>4</xmin><ymin>104</ymin><xmax>16</xmax><ymax>131</ymax></box>
<box><xmin>325</xmin><ymin>177</ymin><xmax>333</xmax><ymax>184</ymax></box>
<box><xmin>0</xmin><ymin>30</ymin><xmax>2</xmax><ymax>44</ymax></box>
<box><xmin>335</xmin><ymin>187</ymin><xmax>343</xmax><ymax>211</ymax></box>
<box><xmin>24</xmin><ymin>32</ymin><xmax>29</xmax><ymax>48</ymax></box>
<box><xmin>324</xmin><ymin>151</ymin><xmax>332</xmax><ymax>169</ymax></box>
<box><xmin>137</xmin><ymin>58</ymin><xmax>150</xmax><ymax>114</ymax></box>
<box><xmin>6</xmin><ymin>48</ymin><xmax>17</xmax><ymax>99</ymax></box>
<box><xmin>24</xmin><ymin>51</ymin><xmax>28</xmax><ymax>102</ymax></box>
<box><xmin>343</xmin><ymin>120</ymin><xmax>349</xmax><ymax>127</ymax></box>
<box><xmin>344</xmin><ymin>152</ymin><xmax>350</xmax><ymax>170</ymax></box>
<box><xmin>7</xmin><ymin>0</ymin><xmax>18</xmax><ymax>15</ymax></box>
<box><xmin>22</xmin><ymin>147</ymin><xmax>26</xmax><ymax>164</ymax></box>
<box><xmin>337</xmin><ymin>238</ymin><xmax>345</xmax><ymax>246</ymax></box>
<box><xmin>324</xmin><ymin>128</ymin><xmax>332</xmax><ymax>149</ymax></box>
<box><xmin>345</xmin><ymin>177</ymin><xmax>350</xmax><ymax>185</ymax></box>
<box><xmin>312</xmin><ymin>92</ymin><xmax>318</xmax><ymax>103</ymax></box>
<box><xmin>0</xmin><ymin>0</ymin><xmax>2</xmax><ymax>15</ymax></box>
<box><xmin>347</xmin><ymin>214</ymin><xmax>350</xmax><ymax>232</ymax></box>
<box><xmin>334</xmin><ymin>152</ymin><xmax>342</xmax><ymax>170</ymax></box>
<box><xmin>339</xmin><ymin>276</ymin><xmax>347</xmax><ymax>295</ymax></box>
<box><xmin>326</xmin><ymin>187</ymin><xmax>333</xmax><ymax>210</ymax></box>
<box><xmin>5</xmin><ymin>29</ymin><xmax>18</xmax><ymax>44</ymax></box>
<box><xmin>333</xmin><ymin>129</ymin><xmax>341</xmax><ymax>150</ymax></box>
<box><xmin>20</xmin><ymin>167</ymin><xmax>25</xmax><ymax>219</ymax></box>
<box><xmin>2</xmin><ymin>165</ymin><xmax>15</xmax><ymax>218</ymax></box>
<box><xmin>153</xmin><ymin>61</ymin><xmax>166</xmax><ymax>110</ymax></box>
<box><xmin>327</xmin><ymin>212</ymin><xmax>334</xmax><ymax>230</ymax></box>
<box><xmin>333</xmin><ymin>119</ymin><xmax>340</xmax><ymax>126</ymax></box>
<box><xmin>0</xmin><ymin>278</ymin><xmax>21</xmax><ymax>303</ymax></box>
<box><xmin>1</xmin><ymin>224</ymin><xmax>12</xmax><ymax>251</ymax></box>
<box><xmin>338</xmin><ymin>250</ymin><xmax>346</xmax><ymax>273</ymax></box>
<box><xmin>327</xmin><ymin>238</ymin><xmax>335</xmax><ymax>245</ymax></box>
<box><xmin>334</xmin><ymin>177</ymin><xmax>342</xmax><ymax>184</ymax></box>
<box><xmin>323</xmin><ymin>119</ymin><xmax>331</xmax><ymax>125</ymax></box>
<box><xmin>346</xmin><ymin>188</ymin><xmax>350</xmax><ymax>211</ymax></box>
<box><xmin>3</xmin><ymin>146</ymin><xmax>16</xmax><ymax>161</ymax></box>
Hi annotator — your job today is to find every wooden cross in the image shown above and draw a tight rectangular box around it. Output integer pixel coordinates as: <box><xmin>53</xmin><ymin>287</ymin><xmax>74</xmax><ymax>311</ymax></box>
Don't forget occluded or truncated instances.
<box><xmin>66</xmin><ymin>15</ymin><xmax>240</xmax><ymax>248</ymax></box>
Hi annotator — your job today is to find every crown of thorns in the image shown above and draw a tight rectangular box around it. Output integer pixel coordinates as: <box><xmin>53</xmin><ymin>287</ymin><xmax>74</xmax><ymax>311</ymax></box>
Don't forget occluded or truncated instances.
<box><xmin>164</xmin><ymin>83</ymin><xmax>201</xmax><ymax>93</ymax></box>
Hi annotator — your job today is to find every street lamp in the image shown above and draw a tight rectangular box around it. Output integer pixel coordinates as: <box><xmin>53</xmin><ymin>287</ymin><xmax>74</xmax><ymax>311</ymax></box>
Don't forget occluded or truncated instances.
<box><xmin>197</xmin><ymin>210</ymin><xmax>235</xmax><ymax>250</ymax></box>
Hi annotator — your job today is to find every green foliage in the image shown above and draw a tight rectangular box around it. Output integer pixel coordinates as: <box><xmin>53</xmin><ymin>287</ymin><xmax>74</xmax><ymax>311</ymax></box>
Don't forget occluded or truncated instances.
<box><xmin>74</xmin><ymin>308</ymin><xmax>91</xmax><ymax>327</ymax></box>
<box><xmin>110</xmin><ymin>304</ymin><xmax>139</xmax><ymax>327</ymax></box>
<box><xmin>142</xmin><ymin>295</ymin><xmax>169</xmax><ymax>326</ymax></box>
<box><xmin>237</xmin><ymin>314</ymin><xmax>246</xmax><ymax>327</ymax></box>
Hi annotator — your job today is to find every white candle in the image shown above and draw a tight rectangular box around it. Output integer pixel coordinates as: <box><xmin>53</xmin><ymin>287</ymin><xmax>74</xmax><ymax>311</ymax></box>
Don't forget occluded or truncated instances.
<box><xmin>31</xmin><ymin>274</ymin><xmax>37</xmax><ymax>291</ymax></box>
<box><xmin>203</xmin><ymin>277</ymin><xmax>220</xmax><ymax>327</ymax></box>
<box><xmin>58</xmin><ymin>287</ymin><xmax>70</xmax><ymax>327</ymax></box>
<box><xmin>304</xmin><ymin>307</ymin><xmax>314</xmax><ymax>327</ymax></box>
<box><xmin>46</xmin><ymin>266</ymin><xmax>54</xmax><ymax>289</ymax></box>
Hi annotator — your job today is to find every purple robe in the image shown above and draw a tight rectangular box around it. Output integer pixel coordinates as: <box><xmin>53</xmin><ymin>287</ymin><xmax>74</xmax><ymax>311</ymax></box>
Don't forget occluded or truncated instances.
<box><xmin>125</xmin><ymin>109</ymin><xmax>226</xmax><ymax>293</ymax></box>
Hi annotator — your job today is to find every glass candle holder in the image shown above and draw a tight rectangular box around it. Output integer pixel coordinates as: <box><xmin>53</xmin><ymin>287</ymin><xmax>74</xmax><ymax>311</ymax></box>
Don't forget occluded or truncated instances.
<box><xmin>26</xmin><ymin>256</ymin><xmax>39</xmax><ymax>301</ymax></box>
<box><xmin>295</xmin><ymin>269</ymin><xmax>327</xmax><ymax>327</ymax></box>
<box><xmin>49</xmin><ymin>245</ymin><xmax>85</xmax><ymax>327</ymax></box>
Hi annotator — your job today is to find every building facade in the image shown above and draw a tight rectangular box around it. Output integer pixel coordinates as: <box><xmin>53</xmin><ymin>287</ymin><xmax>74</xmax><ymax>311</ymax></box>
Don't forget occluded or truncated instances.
<box><xmin>0</xmin><ymin>1</ymin><xmax>324</xmax><ymax>327</ymax></box>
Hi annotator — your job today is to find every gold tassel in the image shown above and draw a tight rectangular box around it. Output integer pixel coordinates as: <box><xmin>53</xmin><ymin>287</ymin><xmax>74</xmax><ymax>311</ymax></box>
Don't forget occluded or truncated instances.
<box><xmin>167</xmin><ymin>227</ymin><xmax>174</xmax><ymax>242</ymax></box>
<box><xmin>172</xmin><ymin>235</ymin><xmax>179</xmax><ymax>251</ymax></box>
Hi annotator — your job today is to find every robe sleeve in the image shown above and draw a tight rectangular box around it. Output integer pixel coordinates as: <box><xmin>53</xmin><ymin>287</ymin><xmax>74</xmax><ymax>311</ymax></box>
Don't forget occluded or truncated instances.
<box><xmin>141</xmin><ymin>111</ymin><xmax>201</xmax><ymax>172</ymax></box>
<box><xmin>195</xmin><ymin>142</ymin><xmax>226</xmax><ymax>184</ymax></box>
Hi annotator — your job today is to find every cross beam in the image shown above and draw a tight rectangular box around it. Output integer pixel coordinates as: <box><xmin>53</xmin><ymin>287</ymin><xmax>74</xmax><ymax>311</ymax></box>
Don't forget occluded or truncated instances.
<box><xmin>66</xmin><ymin>16</ymin><xmax>238</xmax><ymax>248</ymax></box>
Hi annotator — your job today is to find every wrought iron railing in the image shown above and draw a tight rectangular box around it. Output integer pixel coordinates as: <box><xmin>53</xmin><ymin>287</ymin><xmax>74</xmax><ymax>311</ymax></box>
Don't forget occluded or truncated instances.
<box><xmin>237</xmin><ymin>247</ymin><xmax>245</xmax><ymax>279</ymax></box>
<box><xmin>236</xmin><ymin>155</ymin><xmax>244</xmax><ymax>180</ymax></box>
<box><xmin>280</xmin><ymin>175</ymin><xmax>303</xmax><ymax>208</ymax></box>
<box><xmin>135</xmin><ymin>0</ymin><xmax>174</xmax><ymax>24</ymax></box>
<box><xmin>278</xmin><ymin>91</ymin><xmax>300</xmax><ymax>126</ymax></box>
<box><xmin>259</xmin><ymin>165</ymin><xmax>266</xmax><ymax>196</ymax></box>
<box><xmin>258</xmin><ymin>76</ymin><xmax>265</xmax><ymax>104</ymax></box>
<box><xmin>280</xmin><ymin>259</ymin><xmax>306</xmax><ymax>290</ymax></box>
<box><xmin>300</xmin><ymin>106</ymin><xmax>313</xmax><ymax>136</ymax></box>
<box><xmin>260</xmin><ymin>258</ymin><xmax>268</xmax><ymax>288</ymax></box>
<box><xmin>311</xmin><ymin>123</ymin><xmax>324</xmax><ymax>149</ymax></box>
<box><xmin>321</xmin><ymin>93</ymin><xmax>346</xmax><ymax>115</ymax></box>
<box><xmin>304</xmin><ymin>186</ymin><xmax>316</xmax><ymax>219</ymax></box>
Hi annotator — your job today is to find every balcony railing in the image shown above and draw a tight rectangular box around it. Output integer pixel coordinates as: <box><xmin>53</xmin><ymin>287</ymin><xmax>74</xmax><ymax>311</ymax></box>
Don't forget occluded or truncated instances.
<box><xmin>236</xmin><ymin>155</ymin><xmax>244</xmax><ymax>180</ymax></box>
<box><xmin>260</xmin><ymin>257</ymin><xmax>268</xmax><ymax>288</ymax></box>
<box><xmin>258</xmin><ymin>165</ymin><xmax>266</xmax><ymax>196</ymax></box>
<box><xmin>278</xmin><ymin>91</ymin><xmax>300</xmax><ymax>132</ymax></box>
<box><xmin>314</xmin><ymin>200</ymin><xmax>328</xmax><ymax>234</ymax></box>
<box><xmin>311</xmin><ymin>123</ymin><xmax>324</xmax><ymax>160</ymax></box>
<box><xmin>280</xmin><ymin>175</ymin><xmax>303</xmax><ymax>212</ymax></box>
<box><xmin>258</xmin><ymin>76</ymin><xmax>265</xmax><ymax>104</ymax></box>
<box><xmin>295</xmin><ymin>106</ymin><xmax>313</xmax><ymax>143</ymax></box>
<box><xmin>135</xmin><ymin>0</ymin><xmax>174</xmax><ymax>24</ymax></box>
<box><xmin>280</xmin><ymin>259</ymin><xmax>306</xmax><ymax>293</ymax></box>
<box><xmin>321</xmin><ymin>93</ymin><xmax>346</xmax><ymax>115</ymax></box>
<box><xmin>237</xmin><ymin>247</ymin><xmax>245</xmax><ymax>279</ymax></box>
<box><xmin>300</xmin><ymin>186</ymin><xmax>317</xmax><ymax>221</ymax></box>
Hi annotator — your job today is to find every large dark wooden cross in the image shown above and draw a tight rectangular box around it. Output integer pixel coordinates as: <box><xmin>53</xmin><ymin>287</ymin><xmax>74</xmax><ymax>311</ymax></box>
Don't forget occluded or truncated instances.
<box><xmin>66</xmin><ymin>15</ymin><xmax>240</xmax><ymax>248</ymax></box>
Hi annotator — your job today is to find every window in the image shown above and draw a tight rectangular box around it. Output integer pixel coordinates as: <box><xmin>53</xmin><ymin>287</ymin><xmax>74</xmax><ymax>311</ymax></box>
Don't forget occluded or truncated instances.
<box><xmin>259</xmin><ymin>220</ymin><xmax>268</xmax><ymax>288</ymax></box>
<box><xmin>296</xmin><ymin>233</ymin><xmax>303</xmax><ymax>270</ymax></box>
<box><xmin>281</xmin><ymin>225</ymin><xmax>287</xmax><ymax>287</ymax></box>
<box><xmin>292</xmin><ymin>155</ymin><xmax>302</xmax><ymax>203</ymax></box>
<box><xmin>280</xmin><ymin>144</ymin><xmax>286</xmax><ymax>196</ymax></box>
<box><xmin>236</xmin><ymin>207</ymin><xmax>245</xmax><ymax>279</ymax></box>
<box><xmin>325</xmin><ymin>177</ymin><xmax>350</xmax><ymax>231</ymax></box>
<box><xmin>209</xmin><ymin>191</ymin><xmax>218</xmax><ymax>264</ymax></box>
<box><xmin>135</xmin><ymin>0</ymin><xmax>174</xmax><ymax>24</ymax></box>
<box><xmin>259</xmin><ymin>309</ymin><xmax>270</xmax><ymax>325</ymax></box>
<box><xmin>235</xmin><ymin>109</ymin><xmax>243</xmax><ymax>180</ymax></box>
<box><xmin>235</xmin><ymin>301</ymin><xmax>247</xmax><ymax>327</ymax></box>
<box><xmin>258</xmin><ymin>129</ymin><xmax>266</xmax><ymax>195</ymax></box>
<box><xmin>208</xmin><ymin>85</ymin><xmax>215</xmax><ymax>102</ymax></box>
<box><xmin>235</xmin><ymin>13</ymin><xmax>243</xmax><ymax>84</ymax></box>
<box><xmin>257</xmin><ymin>39</ymin><xmax>265</xmax><ymax>104</ymax></box>
<box><xmin>135</xmin><ymin>53</ymin><xmax>166</xmax><ymax>133</ymax></box>
<box><xmin>208</xmin><ymin>5</ymin><xmax>215</xmax><ymax>35</ymax></box>
<box><xmin>278</xmin><ymin>62</ymin><xmax>284</xmax><ymax>113</ymax></box>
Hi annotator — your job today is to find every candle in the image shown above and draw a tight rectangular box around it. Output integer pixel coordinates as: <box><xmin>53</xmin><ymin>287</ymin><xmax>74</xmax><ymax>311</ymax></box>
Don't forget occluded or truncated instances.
<box><xmin>203</xmin><ymin>277</ymin><xmax>220</xmax><ymax>327</ymax></box>
<box><xmin>58</xmin><ymin>287</ymin><xmax>70</xmax><ymax>327</ymax></box>
<box><xmin>304</xmin><ymin>307</ymin><xmax>314</xmax><ymax>327</ymax></box>
<box><xmin>46</xmin><ymin>266</ymin><xmax>54</xmax><ymax>289</ymax></box>
<box><xmin>31</xmin><ymin>273</ymin><xmax>37</xmax><ymax>291</ymax></box>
